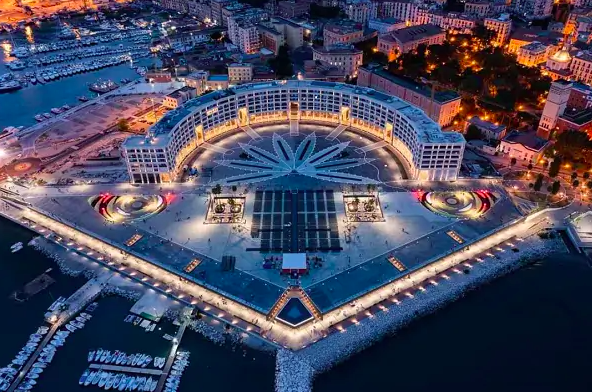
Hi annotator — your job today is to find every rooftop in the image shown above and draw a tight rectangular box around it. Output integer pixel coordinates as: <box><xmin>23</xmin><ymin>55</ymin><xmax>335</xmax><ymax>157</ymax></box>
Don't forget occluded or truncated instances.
<box><xmin>312</xmin><ymin>45</ymin><xmax>363</xmax><ymax>55</ymax></box>
<box><xmin>324</xmin><ymin>19</ymin><xmax>365</xmax><ymax>35</ymax></box>
<box><xmin>467</xmin><ymin>116</ymin><xmax>506</xmax><ymax>134</ymax></box>
<box><xmin>559</xmin><ymin>108</ymin><xmax>592</xmax><ymax>126</ymax></box>
<box><xmin>502</xmin><ymin>130</ymin><xmax>549</xmax><ymax>151</ymax></box>
<box><xmin>380</xmin><ymin>24</ymin><xmax>444</xmax><ymax>44</ymax></box>
<box><xmin>362</xmin><ymin>66</ymin><xmax>461</xmax><ymax>103</ymax></box>
<box><xmin>520</xmin><ymin>41</ymin><xmax>548</xmax><ymax>53</ymax></box>
<box><xmin>167</xmin><ymin>85</ymin><xmax>195</xmax><ymax>99</ymax></box>
<box><xmin>510</xmin><ymin>28</ymin><xmax>562</xmax><ymax>45</ymax></box>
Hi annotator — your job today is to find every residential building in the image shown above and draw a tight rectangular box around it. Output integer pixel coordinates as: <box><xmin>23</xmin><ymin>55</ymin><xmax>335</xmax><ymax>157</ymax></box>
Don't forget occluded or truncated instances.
<box><xmin>210</xmin><ymin>0</ymin><xmax>236</xmax><ymax>26</ymax></box>
<box><xmin>270</xmin><ymin>17</ymin><xmax>304</xmax><ymax>49</ymax></box>
<box><xmin>569</xmin><ymin>50</ymin><xmax>592</xmax><ymax>85</ymax></box>
<box><xmin>298</xmin><ymin>60</ymin><xmax>348</xmax><ymax>81</ymax></box>
<box><xmin>484</xmin><ymin>13</ymin><xmax>512</xmax><ymax>47</ymax></box>
<box><xmin>427</xmin><ymin>12</ymin><xmax>476</xmax><ymax>35</ymax></box>
<box><xmin>227</xmin><ymin>8</ymin><xmax>269</xmax><ymax>54</ymax></box>
<box><xmin>222</xmin><ymin>2</ymin><xmax>250</xmax><ymax>27</ymax></box>
<box><xmin>312</xmin><ymin>45</ymin><xmax>363</xmax><ymax>77</ymax></box>
<box><xmin>499</xmin><ymin>130</ymin><xmax>550</xmax><ymax>163</ymax></box>
<box><xmin>357</xmin><ymin>65</ymin><xmax>461</xmax><ymax>127</ymax></box>
<box><xmin>555</xmin><ymin>108</ymin><xmax>592</xmax><ymax>138</ymax></box>
<box><xmin>186</xmin><ymin>0</ymin><xmax>212</xmax><ymax>21</ymax></box>
<box><xmin>368</xmin><ymin>17</ymin><xmax>406</xmax><ymax>34</ymax></box>
<box><xmin>377</xmin><ymin>0</ymin><xmax>418</xmax><ymax>25</ymax></box>
<box><xmin>278</xmin><ymin>1</ymin><xmax>310</xmax><ymax>18</ymax></box>
<box><xmin>465</xmin><ymin>116</ymin><xmax>507</xmax><ymax>140</ymax></box>
<box><xmin>159</xmin><ymin>0</ymin><xmax>187</xmax><ymax>13</ymax></box>
<box><xmin>377</xmin><ymin>24</ymin><xmax>445</xmax><ymax>61</ymax></box>
<box><xmin>512</xmin><ymin>0</ymin><xmax>554</xmax><ymax>20</ymax></box>
<box><xmin>259</xmin><ymin>25</ymin><xmax>285</xmax><ymax>54</ymax></box>
<box><xmin>163</xmin><ymin>86</ymin><xmax>198</xmax><ymax>109</ymax></box>
<box><xmin>122</xmin><ymin>80</ymin><xmax>465</xmax><ymax>184</ymax></box>
<box><xmin>228</xmin><ymin>63</ymin><xmax>254</xmax><ymax>84</ymax></box>
<box><xmin>464</xmin><ymin>1</ymin><xmax>492</xmax><ymax>17</ymax></box>
<box><xmin>508</xmin><ymin>28</ymin><xmax>562</xmax><ymax>54</ymax></box>
<box><xmin>185</xmin><ymin>71</ymin><xmax>209</xmax><ymax>94</ymax></box>
<box><xmin>345</xmin><ymin>0</ymin><xmax>378</xmax><ymax>24</ymax></box>
<box><xmin>206</xmin><ymin>74</ymin><xmax>229</xmax><ymax>90</ymax></box>
<box><xmin>516</xmin><ymin>41</ymin><xmax>556</xmax><ymax>67</ymax></box>
<box><xmin>323</xmin><ymin>19</ymin><xmax>366</xmax><ymax>48</ymax></box>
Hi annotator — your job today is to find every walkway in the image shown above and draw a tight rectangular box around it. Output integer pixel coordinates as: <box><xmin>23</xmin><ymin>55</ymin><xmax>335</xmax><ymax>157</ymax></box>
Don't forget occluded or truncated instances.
<box><xmin>57</xmin><ymin>274</ymin><xmax>110</xmax><ymax>320</ymax></box>
<box><xmin>7</xmin><ymin>323</ymin><xmax>61</xmax><ymax>392</ymax></box>
<box><xmin>240</xmin><ymin>125</ymin><xmax>262</xmax><ymax>141</ymax></box>
<box><xmin>326</xmin><ymin>124</ymin><xmax>347</xmax><ymax>141</ymax></box>
<box><xmin>199</xmin><ymin>142</ymin><xmax>230</xmax><ymax>154</ymax></box>
<box><xmin>88</xmin><ymin>364</ymin><xmax>162</xmax><ymax>376</ymax></box>
<box><xmin>356</xmin><ymin>140</ymin><xmax>388</xmax><ymax>154</ymax></box>
<box><xmin>290</xmin><ymin>120</ymin><xmax>299</xmax><ymax>136</ymax></box>
<box><xmin>155</xmin><ymin>320</ymin><xmax>189</xmax><ymax>392</ymax></box>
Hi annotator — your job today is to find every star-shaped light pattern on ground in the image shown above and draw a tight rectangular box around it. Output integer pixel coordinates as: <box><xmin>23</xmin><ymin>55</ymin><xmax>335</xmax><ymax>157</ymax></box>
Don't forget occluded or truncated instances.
<box><xmin>216</xmin><ymin>133</ymin><xmax>380</xmax><ymax>185</ymax></box>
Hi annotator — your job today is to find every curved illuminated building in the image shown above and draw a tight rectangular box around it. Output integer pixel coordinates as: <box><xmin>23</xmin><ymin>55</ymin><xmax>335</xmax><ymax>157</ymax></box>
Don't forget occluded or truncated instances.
<box><xmin>122</xmin><ymin>81</ymin><xmax>465</xmax><ymax>184</ymax></box>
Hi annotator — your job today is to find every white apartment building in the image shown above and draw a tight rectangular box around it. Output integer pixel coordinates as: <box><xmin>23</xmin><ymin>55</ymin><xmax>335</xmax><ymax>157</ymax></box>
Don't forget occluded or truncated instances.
<box><xmin>312</xmin><ymin>45</ymin><xmax>364</xmax><ymax>77</ymax></box>
<box><xmin>228</xmin><ymin>63</ymin><xmax>254</xmax><ymax>84</ymax></box>
<box><xmin>512</xmin><ymin>0</ymin><xmax>554</xmax><ymax>20</ymax></box>
<box><xmin>538</xmin><ymin>80</ymin><xmax>572</xmax><ymax>135</ymax></box>
<box><xmin>379</xmin><ymin>0</ymin><xmax>418</xmax><ymax>25</ymax></box>
<box><xmin>345</xmin><ymin>0</ymin><xmax>378</xmax><ymax>24</ymax></box>
<box><xmin>122</xmin><ymin>81</ymin><xmax>465</xmax><ymax>184</ymax></box>
<box><xmin>484</xmin><ymin>13</ymin><xmax>512</xmax><ymax>47</ymax></box>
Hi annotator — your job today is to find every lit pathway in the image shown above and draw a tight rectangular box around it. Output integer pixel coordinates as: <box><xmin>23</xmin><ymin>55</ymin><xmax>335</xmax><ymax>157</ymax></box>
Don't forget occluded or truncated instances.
<box><xmin>7</xmin><ymin>323</ymin><xmax>61</xmax><ymax>392</ymax></box>
<box><xmin>356</xmin><ymin>140</ymin><xmax>388</xmax><ymax>154</ymax></box>
<box><xmin>290</xmin><ymin>120</ymin><xmax>299</xmax><ymax>136</ymax></box>
<box><xmin>240</xmin><ymin>125</ymin><xmax>262</xmax><ymax>141</ymax></box>
<box><xmin>326</xmin><ymin>124</ymin><xmax>347</xmax><ymax>141</ymax></box>
<box><xmin>155</xmin><ymin>320</ymin><xmax>188</xmax><ymax>392</ymax></box>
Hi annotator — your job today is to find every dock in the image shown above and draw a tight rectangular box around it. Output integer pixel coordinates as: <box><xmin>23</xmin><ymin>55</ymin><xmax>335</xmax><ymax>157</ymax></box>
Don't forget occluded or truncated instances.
<box><xmin>52</xmin><ymin>272</ymin><xmax>112</xmax><ymax>322</ymax></box>
<box><xmin>88</xmin><ymin>364</ymin><xmax>162</xmax><ymax>376</ymax></box>
<box><xmin>155</xmin><ymin>319</ymin><xmax>189</xmax><ymax>392</ymax></box>
<box><xmin>7</xmin><ymin>323</ymin><xmax>60</xmax><ymax>392</ymax></box>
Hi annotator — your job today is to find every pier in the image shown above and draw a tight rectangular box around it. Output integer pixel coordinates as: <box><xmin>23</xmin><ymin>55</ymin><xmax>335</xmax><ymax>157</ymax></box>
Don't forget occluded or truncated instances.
<box><xmin>155</xmin><ymin>319</ymin><xmax>189</xmax><ymax>392</ymax></box>
<box><xmin>52</xmin><ymin>273</ymin><xmax>112</xmax><ymax>322</ymax></box>
<box><xmin>88</xmin><ymin>364</ymin><xmax>162</xmax><ymax>376</ymax></box>
<box><xmin>7</xmin><ymin>323</ymin><xmax>60</xmax><ymax>392</ymax></box>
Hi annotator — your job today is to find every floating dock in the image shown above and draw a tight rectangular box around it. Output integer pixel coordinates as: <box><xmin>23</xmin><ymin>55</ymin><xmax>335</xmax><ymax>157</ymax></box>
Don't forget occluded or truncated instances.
<box><xmin>88</xmin><ymin>364</ymin><xmax>162</xmax><ymax>376</ymax></box>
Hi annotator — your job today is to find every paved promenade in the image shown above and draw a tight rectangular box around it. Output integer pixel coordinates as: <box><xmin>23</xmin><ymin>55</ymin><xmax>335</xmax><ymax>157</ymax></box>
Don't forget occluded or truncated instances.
<box><xmin>155</xmin><ymin>320</ymin><xmax>188</xmax><ymax>392</ymax></box>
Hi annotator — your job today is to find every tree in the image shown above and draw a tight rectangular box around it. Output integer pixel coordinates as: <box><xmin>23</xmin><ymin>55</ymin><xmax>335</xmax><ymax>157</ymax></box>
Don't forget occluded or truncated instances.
<box><xmin>584</xmin><ymin>172</ymin><xmax>590</xmax><ymax>180</ymax></box>
<box><xmin>534</xmin><ymin>174</ymin><xmax>544</xmax><ymax>192</ymax></box>
<box><xmin>210</xmin><ymin>31</ymin><xmax>223</xmax><ymax>41</ymax></box>
<box><xmin>267</xmin><ymin>45</ymin><xmax>293</xmax><ymax>79</ymax></box>
<box><xmin>573</xmin><ymin>179</ymin><xmax>580</xmax><ymax>188</ymax></box>
<box><xmin>551</xmin><ymin>180</ymin><xmax>561</xmax><ymax>195</ymax></box>
<box><xmin>548</xmin><ymin>157</ymin><xmax>562</xmax><ymax>177</ymax></box>
<box><xmin>212</xmin><ymin>184</ymin><xmax>222</xmax><ymax>196</ymax></box>
<box><xmin>588</xmin><ymin>181</ymin><xmax>592</xmax><ymax>189</ymax></box>
<box><xmin>465</xmin><ymin>125</ymin><xmax>482</xmax><ymax>141</ymax></box>
<box><xmin>309</xmin><ymin>3</ymin><xmax>341</xmax><ymax>19</ymax></box>
<box><xmin>116</xmin><ymin>118</ymin><xmax>130</xmax><ymax>132</ymax></box>
<box><xmin>231</xmin><ymin>185</ymin><xmax>237</xmax><ymax>193</ymax></box>
<box><xmin>554</xmin><ymin>130</ymin><xmax>592</xmax><ymax>163</ymax></box>
<box><xmin>571</xmin><ymin>171</ymin><xmax>578</xmax><ymax>180</ymax></box>
<box><xmin>528</xmin><ymin>163</ymin><xmax>533</xmax><ymax>171</ymax></box>
<box><xmin>511</xmin><ymin>157</ymin><xmax>517</xmax><ymax>166</ymax></box>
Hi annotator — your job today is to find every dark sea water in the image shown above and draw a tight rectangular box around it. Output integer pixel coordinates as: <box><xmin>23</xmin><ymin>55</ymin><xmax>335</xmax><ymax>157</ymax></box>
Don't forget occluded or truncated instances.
<box><xmin>316</xmin><ymin>253</ymin><xmax>592</xmax><ymax>392</ymax></box>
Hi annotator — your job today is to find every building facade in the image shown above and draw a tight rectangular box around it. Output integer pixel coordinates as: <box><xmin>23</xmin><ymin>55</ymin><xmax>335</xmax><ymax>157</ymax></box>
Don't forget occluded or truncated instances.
<box><xmin>323</xmin><ymin>20</ymin><xmax>365</xmax><ymax>48</ymax></box>
<box><xmin>484</xmin><ymin>13</ymin><xmax>512</xmax><ymax>47</ymax></box>
<box><xmin>228</xmin><ymin>63</ymin><xmax>254</xmax><ymax>84</ymax></box>
<box><xmin>345</xmin><ymin>0</ymin><xmax>378</xmax><ymax>24</ymax></box>
<box><xmin>357</xmin><ymin>66</ymin><xmax>461</xmax><ymax>127</ymax></box>
<box><xmin>368</xmin><ymin>17</ymin><xmax>406</xmax><ymax>34</ymax></box>
<box><xmin>122</xmin><ymin>81</ymin><xmax>465</xmax><ymax>184</ymax></box>
<box><xmin>312</xmin><ymin>45</ymin><xmax>364</xmax><ymax>77</ymax></box>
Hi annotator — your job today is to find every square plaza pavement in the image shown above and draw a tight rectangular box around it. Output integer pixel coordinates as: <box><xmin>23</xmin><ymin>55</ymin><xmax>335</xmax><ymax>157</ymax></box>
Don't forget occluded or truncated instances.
<box><xmin>27</xmin><ymin>188</ymin><xmax>522</xmax><ymax>314</ymax></box>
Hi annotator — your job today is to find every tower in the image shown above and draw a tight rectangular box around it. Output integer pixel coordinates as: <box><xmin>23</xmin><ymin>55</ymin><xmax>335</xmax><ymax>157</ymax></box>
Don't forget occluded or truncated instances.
<box><xmin>537</xmin><ymin>80</ymin><xmax>572</xmax><ymax>139</ymax></box>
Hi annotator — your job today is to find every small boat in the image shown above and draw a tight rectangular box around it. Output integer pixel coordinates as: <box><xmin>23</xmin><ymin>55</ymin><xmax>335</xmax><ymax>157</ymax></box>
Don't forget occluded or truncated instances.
<box><xmin>94</xmin><ymin>349</ymin><xmax>103</xmax><ymax>362</ymax></box>
<box><xmin>115</xmin><ymin>352</ymin><xmax>125</xmax><ymax>365</ymax></box>
<box><xmin>75</xmin><ymin>316</ymin><xmax>86</xmax><ymax>323</ymax></box>
<box><xmin>34</xmin><ymin>114</ymin><xmax>45</xmax><ymax>122</ymax></box>
<box><xmin>105</xmin><ymin>373</ymin><xmax>116</xmax><ymax>390</ymax></box>
<box><xmin>98</xmin><ymin>372</ymin><xmax>108</xmax><ymax>388</ymax></box>
<box><xmin>100</xmin><ymin>350</ymin><xmax>109</xmax><ymax>363</ymax></box>
<box><xmin>65</xmin><ymin>324</ymin><xmax>76</xmax><ymax>333</ymax></box>
<box><xmin>84</xmin><ymin>371</ymin><xmax>96</xmax><ymax>387</ymax></box>
<box><xmin>88</xmin><ymin>351</ymin><xmax>95</xmax><ymax>362</ymax></box>
<box><xmin>91</xmin><ymin>371</ymin><xmax>101</xmax><ymax>386</ymax></box>
<box><xmin>78</xmin><ymin>95</ymin><xmax>88</xmax><ymax>102</ymax></box>
<box><xmin>42</xmin><ymin>113</ymin><xmax>52</xmax><ymax>119</ymax></box>
<box><xmin>30</xmin><ymin>368</ymin><xmax>43</xmax><ymax>374</ymax></box>
<box><xmin>11</xmin><ymin>244</ymin><xmax>23</xmax><ymax>253</ymax></box>
<box><xmin>50</xmin><ymin>107</ymin><xmax>63</xmax><ymax>115</ymax></box>
<box><xmin>131</xmin><ymin>355</ymin><xmax>139</xmax><ymax>367</ymax></box>
<box><xmin>61</xmin><ymin>104</ymin><xmax>71</xmax><ymax>111</ymax></box>
<box><xmin>32</xmin><ymin>363</ymin><xmax>46</xmax><ymax>369</ymax></box>
<box><xmin>79</xmin><ymin>369</ymin><xmax>90</xmax><ymax>385</ymax></box>
<box><xmin>10</xmin><ymin>242</ymin><xmax>23</xmax><ymax>250</ymax></box>
<box><xmin>133</xmin><ymin>318</ymin><xmax>141</xmax><ymax>326</ymax></box>
<box><xmin>117</xmin><ymin>375</ymin><xmax>128</xmax><ymax>391</ymax></box>
<box><xmin>80</xmin><ymin>312</ymin><xmax>91</xmax><ymax>320</ymax></box>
